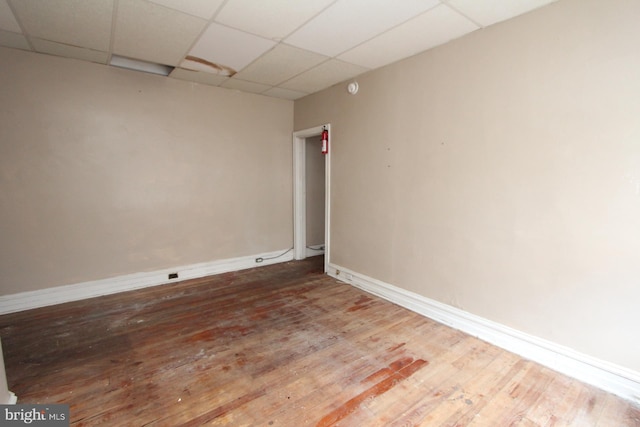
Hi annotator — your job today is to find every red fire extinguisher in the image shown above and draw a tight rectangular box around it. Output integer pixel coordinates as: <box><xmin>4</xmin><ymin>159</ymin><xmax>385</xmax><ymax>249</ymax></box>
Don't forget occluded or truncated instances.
<box><xmin>321</xmin><ymin>127</ymin><xmax>329</xmax><ymax>155</ymax></box>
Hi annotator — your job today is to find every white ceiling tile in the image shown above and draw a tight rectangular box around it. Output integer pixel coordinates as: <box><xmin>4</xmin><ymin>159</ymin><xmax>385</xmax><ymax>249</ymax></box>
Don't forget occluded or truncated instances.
<box><xmin>233</xmin><ymin>44</ymin><xmax>328</xmax><ymax>86</ymax></box>
<box><xmin>285</xmin><ymin>0</ymin><xmax>441</xmax><ymax>57</ymax></box>
<box><xmin>0</xmin><ymin>29</ymin><xmax>30</xmax><ymax>50</ymax></box>
<box><xmin>170</xmin><ymin>68</ymin><xmax>229</xmax><ymax>86</ymax></box>
<box><xmin>32</xmin><ymin>37</ymin><xmax>108</xmax><ymax>63</ymax></box>
<box><xmin>262</xmin><ymin>87</ymin><xmax>308</xmax><ymax>100</ymax></box>
<box><xmin>215</xmin><ymin>0</ymin><xmax>335</xmax><ymax>41</ymax></box>
<box><xmin>221</xmin><ymin>78</ymin><xmax>271</xmax><ymax>94</ymax></box>
<box><xmin>448</xmin><ymin>0</ymin><xmax>557</xmax><ymax>27</ymax></box>
<box><xmin>339</xmin><ymin>5</ymin><xmax>478</xmax><ymax>69</ymax></box>
<box><xmin>147</xmin><ymin>0</ymin><xmax>225</xmax><ymax>20</ymax></box>
<box><xmin>187</xmin><ymin>23</ymin><xmax>276</xmax><ymax>74</ymax></box>
<box><xmin>1</xmin><ymin>0</ymin><xmax>563</xmax><ymax>100</ymax></box>
<box><xmin>10</xmin><ymin>0</ymin><xmax>113</xmax><ymax>51</ymax></box>
<box><xmin>280</xmin><ymin>59</ymin><xmax>368</xmax><ymax>93</ymax></box>
<box><xmin>0</xmin><ymin>0</ymin><xmax>21</xmax><ymax>32</ymax></box>
<box><xmin>114</xmin><ymin>0</ymin><xmax>207</xmax><ymax>66</ymax></box>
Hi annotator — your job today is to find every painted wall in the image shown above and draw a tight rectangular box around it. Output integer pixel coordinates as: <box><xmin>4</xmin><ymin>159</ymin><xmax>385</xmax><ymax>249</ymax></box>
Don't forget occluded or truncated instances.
<box><xmin>0</xmin><ymin>47</ymin><xmax>293</xmax><ymax>295</ymax></box>
<box><xmin>305</xmin><ymin>135</ymin><xmax>325</xmax><ymax>247</ymax></box>
<box><xmin>294</xmin><ymin>0</ymin><xmax>640</xmax><ymax>372</ymax></box>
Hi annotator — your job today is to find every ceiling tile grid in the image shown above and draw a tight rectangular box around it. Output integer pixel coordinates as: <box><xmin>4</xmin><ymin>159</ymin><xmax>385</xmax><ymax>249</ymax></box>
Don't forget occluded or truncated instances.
<box><xmin>170</xmin><ymin>67</ymin><xmax>229</xmax><ymax>86</ymax></box>
<box><xmin>147</xmin><ymin>0</ymin><xmax>224</xmax><ymax>20</ymax></box>
<box><xmin>114</xmin><ymin>0</ymin><xmax>208</xmax><ymax>66</ymax></box>
<box><xmin>214</xmin><ymin>0</ymin><xmax>336</xmax><ymax>41</ymax></box>
<box><xmin>0</xmin><ymin>0</ymin><xmax>559</xmax><ymax>100</ymax></box>
<box><xmin>10</xmin><ymin>0</ymin><xmax>113</xmax><ymax>51</ymax></box>
<box><xmin>232</xmin><ymin>44</ymin><xmax>329</xmax><ymax>86</ymax></box>
<box><xmin>0</xmin><ymin>0</ymin><xmax>21</xmax><ymax>33</ymax></box>
<box><xmin>221</xmin><ymin>78</ymin><xmax>272</xmax><ymax>95</ymax></box>
<box><xmin>31</xmin><ymin>37</ymin><xmax>109</xmax><ymax>64</ymax></box>
<box><xmin>280</xmin><ymin>59</ymin><xmax>369</xmax><ymax>94</ymax></box>
<box><xmin>0</xmin><ymin>29</ymin><xmax>29</xmax><ymax>50</ymax></box>
<box><xmin>181</xmin><ymin>22</ymin><xmax>276</xmax><ymax>74</ymax></box>
<box><xmin>338</xmin><ymin>4</ymin><xmax>480</xmax><ymax>70</ymax></box>
<box><xmin>284</xmin><ymin>0</ymin><xmax>442</xmax><ymax>57</ymax></box>
<box><xmin>447</xmin><ymin>0</ymin><xmax>559</xmax><ymax>27</ymax></box>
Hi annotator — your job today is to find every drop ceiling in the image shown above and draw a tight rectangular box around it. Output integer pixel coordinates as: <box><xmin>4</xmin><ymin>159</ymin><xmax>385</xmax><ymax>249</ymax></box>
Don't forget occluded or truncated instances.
<box><xmin>0</xmin><ymin>0</ymin><xmax>557</xmax><ymax>100</ymax></box>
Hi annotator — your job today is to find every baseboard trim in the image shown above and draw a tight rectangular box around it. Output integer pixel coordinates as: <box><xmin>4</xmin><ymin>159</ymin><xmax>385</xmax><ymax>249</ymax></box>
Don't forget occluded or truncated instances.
<box><xmin>5</xmin><ymin>392</ymin><xmax>17</xmax><ymax>405</ymax></box>
<box><xmin>305</xmin><ymin>244</ymin><xmax>325</xmax><ymax>257</ymax></box>
<box><xmin>0</xmin><ymin>338</ymin><xmax>17</xmax><ymax>404</ymax></box>
<box><xmin>327</xmin><ymin>262</ymin><xmax>640</xmax><ymax>404</ymax></box>
<box><xmin>0</xmin><ymin>249</ymin><xmax>294</xmax><ymax>315</ymax></box>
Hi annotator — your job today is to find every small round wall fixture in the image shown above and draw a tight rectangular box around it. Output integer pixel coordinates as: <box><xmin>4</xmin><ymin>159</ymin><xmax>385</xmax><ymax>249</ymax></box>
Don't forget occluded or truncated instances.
<box><xmin>347</xmin><ymin>81</ymin><xmax>359</xmax><ymax>95</ymax></box>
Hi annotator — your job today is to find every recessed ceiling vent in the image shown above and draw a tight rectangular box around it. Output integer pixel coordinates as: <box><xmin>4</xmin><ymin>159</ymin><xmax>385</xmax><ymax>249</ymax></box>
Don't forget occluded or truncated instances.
<box><xmin>109</xmin><ymin>55</ymin><xmax>174</xmax><ymax>76</ymax></box>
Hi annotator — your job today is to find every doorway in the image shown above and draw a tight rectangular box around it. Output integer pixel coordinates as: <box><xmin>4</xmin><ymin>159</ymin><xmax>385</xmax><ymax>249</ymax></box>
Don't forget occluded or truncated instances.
<box><xmin>293</xmin><ymin>124</ymin><xmax>331</xmax><ymax>273</ymax></box>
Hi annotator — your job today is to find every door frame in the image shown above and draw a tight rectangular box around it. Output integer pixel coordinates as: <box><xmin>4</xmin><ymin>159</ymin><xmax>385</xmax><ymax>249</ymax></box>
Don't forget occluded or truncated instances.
<box><xmin>293</xmin><ymin>124</ymin><xmax>331</xmax><ymax>273</ymax></box>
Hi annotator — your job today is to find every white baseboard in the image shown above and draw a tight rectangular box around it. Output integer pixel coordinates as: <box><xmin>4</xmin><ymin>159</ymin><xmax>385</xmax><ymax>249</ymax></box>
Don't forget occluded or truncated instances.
<box><xmin>327</xmin><ymin>263</ymin><xmax>640</xmax><ymax>405</ymax></box>
<box><xmin>305</xmin><ymin>244</ymin><xmax>325</xmax><ymax>257</ymax></box>
<box><xmin>0</xmin><ymin>249</ymin><xmax>294</xmax><ymax>315</ymax></box>
<box><xmin>4</xmin><ymin>392</ymin><xmax>17</xmax><ymax>404</ymax></box>
<box><xmin>0</xmin><ymin>338</ymin><xmax>17</xmax><ymax>404</ymax></box>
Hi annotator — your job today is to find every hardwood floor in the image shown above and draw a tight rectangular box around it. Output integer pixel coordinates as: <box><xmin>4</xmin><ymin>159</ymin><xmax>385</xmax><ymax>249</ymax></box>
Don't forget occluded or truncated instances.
<box><xmin>0</xmin><ymin>257</ymin><xmax>638</xmax><ymax>426</ymax></box>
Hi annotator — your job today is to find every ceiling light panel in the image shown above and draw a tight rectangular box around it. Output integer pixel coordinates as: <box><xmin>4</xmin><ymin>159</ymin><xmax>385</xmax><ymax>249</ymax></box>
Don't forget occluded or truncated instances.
<box><xmin>147</xmin><ymin>0</ymin><xmax>225</xmax><ymax>20</ymax></box>
<box><xmin>0</xmin><ymin>0</ymin><xmax>21</xmax><ymax>33</ymax></box>
<box><xmin>10</xmin><ymin>0</ymin><xmax>113</xmax><ymax>51</ymax></box>
<box><xmin>110</xmin><ymin>55</ymin><xmax>174</xmax><ymax>75</ymax></box>
<box><xmin>285</xmin><ymin>0</ymin><xmax>440</xmax><ymax>57</ymax></box>
<box><xmin>184</xmin><ymin>23</ymin><xmax>276</xmax><ymax>75</ymax></box>
<box><xmin>114</xmin><ymin>0</ymin><xmax>208</xmax><ymax>66</ymax></box>
<box><xmin>280</xmin><ymin>59</ymin><xmax>368</xmax><ymax>94</ymax></box>
<box><xmin>215</xmin><ymin>0</ymin><xmax>335</xmax><ymax>41</ymax></box>
<box><xmin>233</xmin><ymin>44</ymin><xmax>328</xmax><ymax>86</ymax></box>
<box><xmin>339</xmin><ymin>5</ymin><xmax>478</xmax><ymax>69</ymax></box>
<box><xmin>448</xmin><ymin>0</ymin><xmax>557</xmax><ymax>27</ymax></box>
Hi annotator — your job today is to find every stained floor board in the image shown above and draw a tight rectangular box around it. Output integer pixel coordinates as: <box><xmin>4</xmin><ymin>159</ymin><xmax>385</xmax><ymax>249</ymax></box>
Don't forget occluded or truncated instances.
<box><xmin>0</xmin><ymin>257</ymin><xmax>638</xmax><ymax>426</ymax></box>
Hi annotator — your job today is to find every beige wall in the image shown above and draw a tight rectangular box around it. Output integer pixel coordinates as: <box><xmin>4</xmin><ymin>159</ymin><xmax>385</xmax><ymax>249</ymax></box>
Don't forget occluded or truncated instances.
<box><xmin>305</xmin><ymin>135</ymin><xmax>325</xmax><ymax>247</ymax></box>
<box><xmin>295</xmin><ymin>0</ymin><xmax>640</xmax><ymax>372</ymax></box>
<box><xmin>0</xmin><ymin>47</ymin><xmax>293</xmax><ymax>295</ymax></box>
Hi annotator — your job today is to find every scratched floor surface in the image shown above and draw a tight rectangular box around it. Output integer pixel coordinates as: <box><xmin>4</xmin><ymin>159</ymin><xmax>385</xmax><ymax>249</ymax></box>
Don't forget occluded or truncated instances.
<box><xmin>0</xmin><ymin>257</ymin><xmax>638</xmax><ymax>426</ymax></box>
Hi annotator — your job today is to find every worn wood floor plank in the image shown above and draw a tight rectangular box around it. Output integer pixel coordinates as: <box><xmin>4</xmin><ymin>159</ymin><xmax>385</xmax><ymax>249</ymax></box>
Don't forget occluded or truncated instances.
<box><xmin>0</xmin><ymin>257</ymin><xmax>638</xmax><ymax>426</ymax></box>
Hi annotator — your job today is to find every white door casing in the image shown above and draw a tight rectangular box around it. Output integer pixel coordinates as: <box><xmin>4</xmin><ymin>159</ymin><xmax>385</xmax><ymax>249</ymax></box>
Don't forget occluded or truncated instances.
<box><xmin>292</xmin><ymin>124</ymin><xmax>331</xmax><ymax>273</ymax></box>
